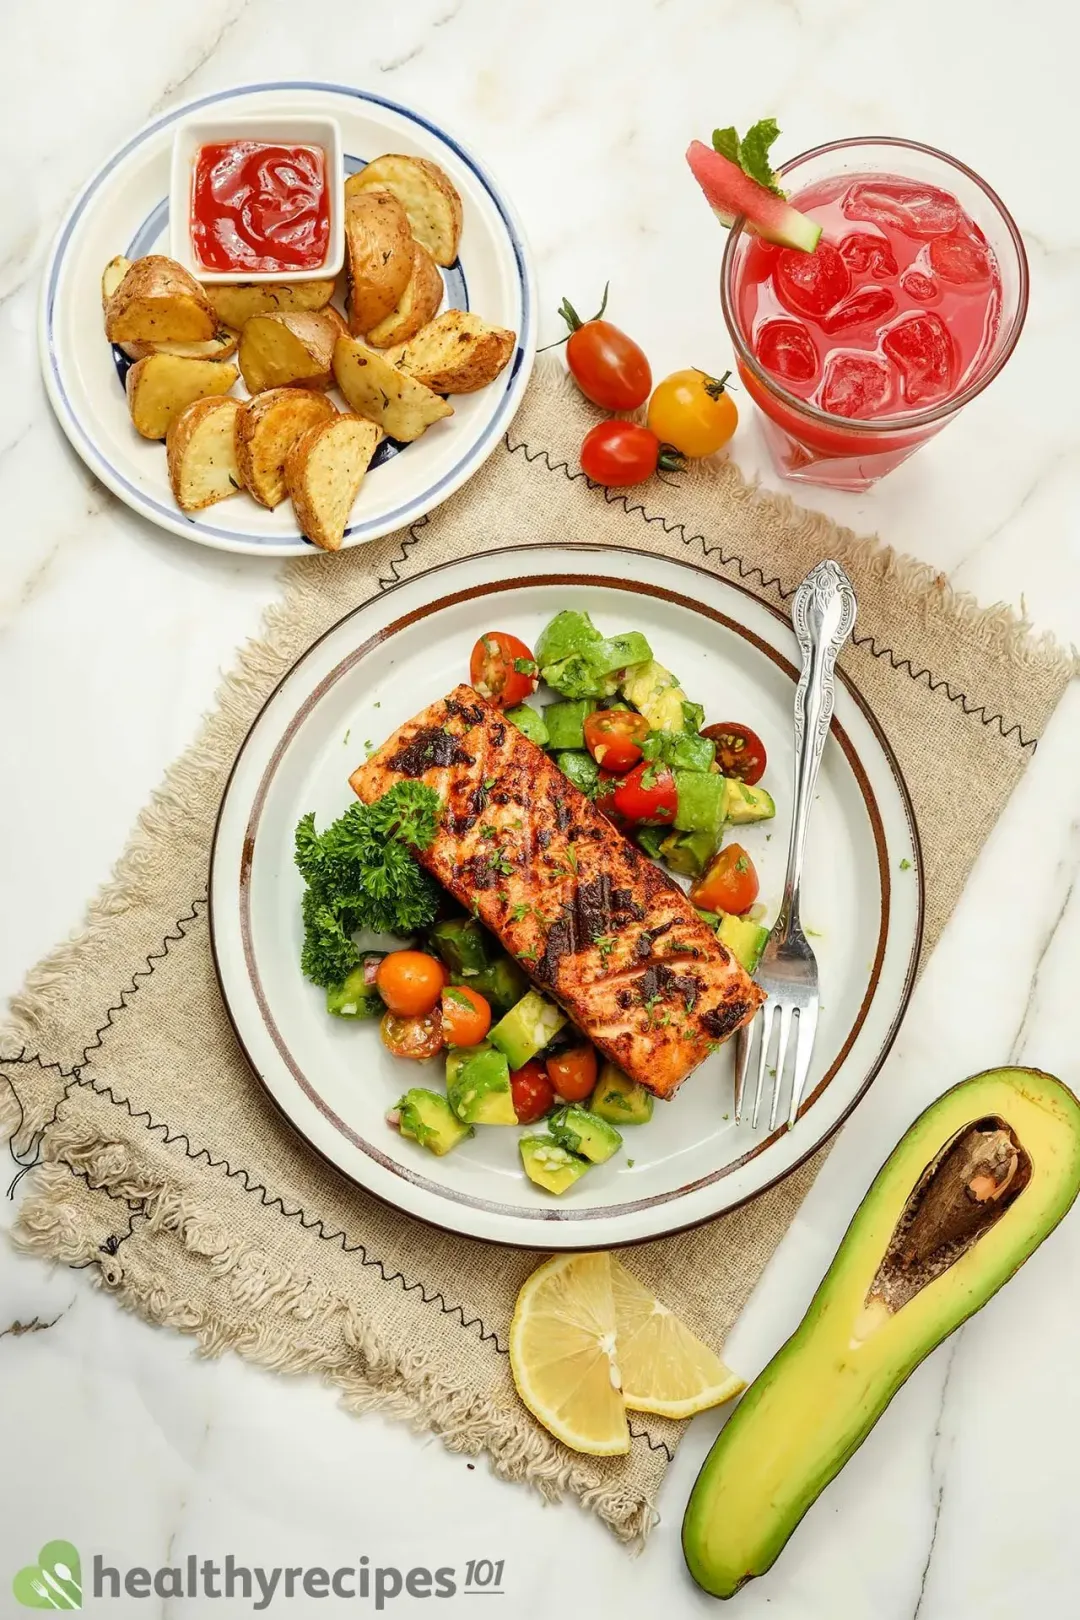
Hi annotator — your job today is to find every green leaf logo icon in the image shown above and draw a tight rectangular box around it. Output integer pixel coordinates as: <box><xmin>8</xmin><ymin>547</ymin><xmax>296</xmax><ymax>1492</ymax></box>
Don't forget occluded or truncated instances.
<box><xmin>12</xmin><ymin>1542</ymin><xmax>82</xmax><ymax>1609</ymax></box>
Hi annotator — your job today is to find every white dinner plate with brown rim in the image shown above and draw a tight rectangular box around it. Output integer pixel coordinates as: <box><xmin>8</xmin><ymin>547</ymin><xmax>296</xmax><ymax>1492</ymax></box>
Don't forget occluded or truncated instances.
<box><xmin>210</xmin><ymin>545</ymin><xmax>923</xmax><ymax>1248</ymax></box>
<box><xmin>40</xmin><ymin>81</ymin><xmax>535</xmax><ymax>557</ymax></box>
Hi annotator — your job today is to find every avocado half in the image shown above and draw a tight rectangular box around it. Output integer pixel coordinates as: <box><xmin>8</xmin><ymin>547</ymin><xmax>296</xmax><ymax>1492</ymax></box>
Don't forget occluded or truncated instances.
<box><xmin>682</xmin><ymin>1068</ymin><xmax>1080</xmax><ymax>1599</ymax></box>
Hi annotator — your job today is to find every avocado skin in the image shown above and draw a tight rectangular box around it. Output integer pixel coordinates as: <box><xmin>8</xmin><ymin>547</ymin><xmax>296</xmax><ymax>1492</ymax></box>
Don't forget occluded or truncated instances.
<box><xmin>682</xmin><ymin>1068</ymin><xmax>1080</xmax><ymax>1599</ymax></box>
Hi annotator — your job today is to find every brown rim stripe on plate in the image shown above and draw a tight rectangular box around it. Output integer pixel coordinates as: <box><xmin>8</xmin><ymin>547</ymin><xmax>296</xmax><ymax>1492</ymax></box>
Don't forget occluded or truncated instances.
<box><xmin>218</xmin><ymin>565</ymin><xmax>921</xmax><ymax>1232</ymax></box>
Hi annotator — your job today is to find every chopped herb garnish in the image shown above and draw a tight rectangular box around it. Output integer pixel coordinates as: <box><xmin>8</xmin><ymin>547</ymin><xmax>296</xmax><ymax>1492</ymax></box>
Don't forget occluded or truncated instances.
<box><xmin>735</xmin><ymin>855</ymin><xmax>749</xmax><ymax>872</ymax></box>
<box><xmin>444</xmin><ymin>987</ymin><xmax>474</xmax><ymax>1010</ymax></box>
<box><xmin>480</xmin><ymin>825</ymin><xmax>498</xmax><ymax>839</ymax></box>
<box><xmin>343</xmin><ymin>728</ymin><xmax>351</xmax><ymax>746</ymax></box>
<box><xmin>626</xmin><ymin>1158</ymin><xmax>635</xmax><ymax>1168</ymax></box>
<box><xmin>483</xmin><ymin>777</ymin><xmax>496</xmax><ymax>790</ymax></box>
<box><xmin>899</xmin><ymin>857</ymin><xmax>912</xmax><ymax>871</ymax></box>
<box><xmin>513</xmin><ymin>657</ymin><xmax>538</xmax><ymax>677</ymax></box>
<box><xmin>511</xmin><ymin>902</ymin><xmax>532</xmax><ymax>922</ymax></box>
<box><xmin>593</xmin><ymin>934</ymin><xmax>617</xmax><ymax>962</ymax></box>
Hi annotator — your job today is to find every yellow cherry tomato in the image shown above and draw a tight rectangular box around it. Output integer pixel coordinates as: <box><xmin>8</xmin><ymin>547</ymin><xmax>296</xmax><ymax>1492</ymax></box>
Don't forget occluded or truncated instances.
<box><xmin>646</xmin><ymin>368</ymin><xmax>739</xmax><ymax>458</ymax></box>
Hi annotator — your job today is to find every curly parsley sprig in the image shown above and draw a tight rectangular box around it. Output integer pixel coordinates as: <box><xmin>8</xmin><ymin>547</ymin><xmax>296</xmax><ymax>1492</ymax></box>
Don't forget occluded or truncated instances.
<box><xmin>295</xmin><ymin>782</ymin><xmax>442</xmax><ymax>988</ymax></box>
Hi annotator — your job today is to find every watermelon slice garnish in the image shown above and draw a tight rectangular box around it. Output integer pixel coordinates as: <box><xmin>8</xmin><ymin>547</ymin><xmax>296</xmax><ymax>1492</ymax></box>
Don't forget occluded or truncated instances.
<box><xmin>687</xmin><ymin>122</ymin><xmax>821</xmax><ymax>255</ymax></box>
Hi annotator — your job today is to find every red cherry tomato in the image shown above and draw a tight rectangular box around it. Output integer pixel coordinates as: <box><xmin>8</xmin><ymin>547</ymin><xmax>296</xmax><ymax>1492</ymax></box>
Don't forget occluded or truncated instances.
<box><xmin>440</xmin><ymin>985</ymin><xmax>492</xmax><ymax>1047</ymax></box>
<box><xmin>469</xmin><ymin>631</ymin><xmax>538</xmax><ymax>708</ymax></box>
<box><xmin>583</xmin><ymin>709</ymin><xmax>649</xmax><ymax>774</ymax></box>
<box><xmin>594</xmin><ymin>770</ymin><xmax>625</xmax><ymax>825</ymax></box>
<box><xmin>546</xmin><ymin>1045</ymin><xmax>598</xmax><ymax>1103</ymax></box>
<box><xmin>375</xmin><ymin>951</ymin><xmax>448</xmax><ymax>1017</ymax></box>
<box><xmin>511</xmin><ymin>1060</ymin><xmax>556</xmax><ymax>1124</ymax></box>
<box><xmin>380</xmin><ymin>1009</ymin><xmax>444</xmax><ymax>1061</ymax></box>
<box><xmin>691</xmin><ymin>844</ymin><xmax>760</xmax><ymax>916</ymax></box>
<box><xmin>700</xmin><ymin>722</ymin><xmax>767</xmax><ymax>785</ymax></box>
<box><xmin>613</xmin><ymin>761</ymin><xmax>678</xmax><ymax>826</ymax></box>
<box><xmin>556</xmin><ymin>286</ymin><xmax>652</xmax><ymax>411</ymax></box>
<box><xmin>580</xmin><ymin>421</ymin><xmax>684</xmax><ymax>489</ymax></box>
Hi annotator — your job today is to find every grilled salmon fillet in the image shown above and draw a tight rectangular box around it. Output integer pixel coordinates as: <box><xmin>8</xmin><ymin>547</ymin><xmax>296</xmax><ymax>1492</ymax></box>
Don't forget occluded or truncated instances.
<box><xmin>350</xmin><ymin>685</ymin><xmax>764</xmax><ymax>1098</ymax></box>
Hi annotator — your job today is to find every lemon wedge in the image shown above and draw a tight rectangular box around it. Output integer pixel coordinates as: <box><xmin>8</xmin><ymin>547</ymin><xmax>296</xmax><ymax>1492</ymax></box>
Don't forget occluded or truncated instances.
<box><xmin>611</xmin><ymin>1256</ymin><xmax>746</xmax><ymax>1419</ymax></box>
<box><xmin>509</xmin><ymin>1252</ymin><xmax>629</xmax><ymax>1455</ymax></box>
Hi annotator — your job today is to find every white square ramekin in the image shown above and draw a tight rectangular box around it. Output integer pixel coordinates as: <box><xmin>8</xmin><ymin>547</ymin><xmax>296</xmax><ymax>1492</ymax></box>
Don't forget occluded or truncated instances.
<box><xmin>169</xmin><ymin>113</ymin><xmax>344</xmax><ymax>284</ymax></box>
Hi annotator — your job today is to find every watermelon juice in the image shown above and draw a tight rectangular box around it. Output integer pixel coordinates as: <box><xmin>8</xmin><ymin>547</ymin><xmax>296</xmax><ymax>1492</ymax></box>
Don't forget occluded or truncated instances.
<box><xmin>720</xmin><ymin>140</ymin><xmax>1028</xmax><ymax>490</ymax></box>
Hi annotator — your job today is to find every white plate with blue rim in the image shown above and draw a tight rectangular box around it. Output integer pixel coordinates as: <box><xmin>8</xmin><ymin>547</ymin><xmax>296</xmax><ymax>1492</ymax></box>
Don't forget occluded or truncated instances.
<box><xmin>39</xmin><ymin>81</ymin><xmax>536</xmax><ymax>558</ymax></box>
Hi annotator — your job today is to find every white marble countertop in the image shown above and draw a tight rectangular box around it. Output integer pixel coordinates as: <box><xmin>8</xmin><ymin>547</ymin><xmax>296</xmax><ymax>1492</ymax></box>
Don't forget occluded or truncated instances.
<box><xmin>3</xmin><ymin>3</ymin><xmax>1080</xmax><ymax>1615</ymax></box>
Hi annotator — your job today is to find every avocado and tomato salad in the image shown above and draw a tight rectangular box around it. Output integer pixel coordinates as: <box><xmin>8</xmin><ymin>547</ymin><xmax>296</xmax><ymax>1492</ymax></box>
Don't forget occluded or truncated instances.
<box><xmin>683</xmin><ymin>1068</ymin><xmax>1080</xmax><ymax>1598</ymax></box>
<box><xmin>302</xmin><ymin>606</ymin><xmax>777</xmax><ymax>1198</ymax></box>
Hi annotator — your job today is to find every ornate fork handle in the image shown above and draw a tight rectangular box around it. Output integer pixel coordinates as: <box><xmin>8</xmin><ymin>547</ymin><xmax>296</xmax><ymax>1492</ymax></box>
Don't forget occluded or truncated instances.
<box><xmin>780</xmin><ymin>560</ymin><xmax>858</xmax><ymax>929</ymax></box>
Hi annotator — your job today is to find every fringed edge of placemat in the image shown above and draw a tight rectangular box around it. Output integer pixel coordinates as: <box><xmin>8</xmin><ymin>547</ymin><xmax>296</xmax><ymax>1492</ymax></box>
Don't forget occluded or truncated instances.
<box><xmin>7</xmin><ymin>1114</ymin><xmax>658</xmax><ymax>1546</ymax></box>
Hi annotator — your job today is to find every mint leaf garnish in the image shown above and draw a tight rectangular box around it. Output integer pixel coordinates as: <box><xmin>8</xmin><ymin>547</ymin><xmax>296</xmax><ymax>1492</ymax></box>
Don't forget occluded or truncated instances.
<box><xmin>739</xmin><ymin>118</ymin><xmax>784</xmax><ymax>195</ymax></box>
<box><xmin>711</xmin><ymin>126</ymin><xmax>740</xmax><ymax>164</ymax></box>
<box><xmin>711</xmin><ymin>118</ymin><xmax>786</xmax><ymax>199</ymax></box>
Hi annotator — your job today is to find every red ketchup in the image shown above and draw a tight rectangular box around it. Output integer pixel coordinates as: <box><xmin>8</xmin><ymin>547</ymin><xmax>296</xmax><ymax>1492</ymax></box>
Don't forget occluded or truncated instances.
<box><xmin>190</xmin><ymin>141</ymin><xmax>330</xmax><ymax>274</ymax></box>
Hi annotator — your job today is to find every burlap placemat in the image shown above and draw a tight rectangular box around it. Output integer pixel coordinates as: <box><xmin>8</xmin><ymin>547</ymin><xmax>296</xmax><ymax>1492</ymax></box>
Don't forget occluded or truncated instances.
<box><xmin>3</xmin><ymin>366</ymin><xmax>1074</xmax><ymax>1542</ymax></box>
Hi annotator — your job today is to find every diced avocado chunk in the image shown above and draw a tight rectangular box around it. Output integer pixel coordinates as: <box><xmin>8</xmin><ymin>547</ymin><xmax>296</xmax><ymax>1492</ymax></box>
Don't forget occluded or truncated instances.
<box><xmin>505</xmin><ymin>703</ymin><xmax>549</xmax><ymax>748</ymax></box>
<box><xmin>429</xmin><ymin>917</ymin><xmax>491</xmax><ymax>978</ymax></box>
<box><xmin>590</xmin><ymin>1062</ymin><xmax>654</xmax><ymax>1125</ymax></box>
<box><xmin>642</xmin><ymin>730</ymin><xmax>716</xmax><ymax>773</ymax></box>
<box><xmin>588</xmin><ymin>631</ymin><xmax>653</xmax><ymax>676</ymax></box>
<box><xmin>520</xmin><ymin>1134</ymin><xmax>591</xmax><ymax>1195</ymax></box>
<box><xmin>535</xmin><ymin>609</ymin><xmax>602</xmax><ymax>667</ymax></box>
<box><xmin>695</xmin><ymin>908</ymin><xmax>721</xmax><ymax>929</ymax></box>
<box><xmin>489</xmin><ymin>989</ymin><xmax>567</xmax><ymax>1070</ymax></box>
<box><xmin>455</xmin><ymin>954</ymin><xmax>528</xmax><ymax>1016</ymax></box>
<box><xmin>395</xmin><ymin>1088</ymin><xmax>473</xmax><ymax>1155</ymax></box>
<box><xmin>660</xmin><ymin>827</ymin><xmax>717</xmax><ymax>878</ymax></box>
<box><xmin>620</xmin><ymin>659</ymin><xmax>691</xmax><ymax>733</ymax></box>
<box><xmin>544</xmin><ymin>698</ymin><xmax>598</xmax><ymax>751</ymax></box>
<box><xmin>635</xmin><ymin>825</ymin><xmax>667</xmax><ymax>860</ymax></box>
<box><xmin>445</xmin><ymin>1043</ymin><xmax>516</xmax><ymax>1125</ymax></box>
<box><xmin>541</xmin><ymin>653</ymin><xmax>620</xmax><ymax>700</ymax></box>
<box><xmin>554</xmin><ymin>749</ymin><xmax>600</xmax><ymax>796</ymax></box>
<box><xmin>674</xmin><ymin>770</ymin><xmax>728</xmax><ymax>839</ymax></box>
<box><xmin>325</xmin><ymin>956</ymin><xmax>386</xmax><ymax>1018</ymax></box>
<box><xmin>549</xmin><ymin>1104</ymin><xmax>623</xmax><ymax>1164</ymax></box>
<box><xmin>717</xmin><ymin>912</ymin><xmax>770</xmax><ymax>975</ymax></box>
<box><xmin>724</xmin><ymin>779</ymin><xmax>776</xmax><ymax>825</ymax></box>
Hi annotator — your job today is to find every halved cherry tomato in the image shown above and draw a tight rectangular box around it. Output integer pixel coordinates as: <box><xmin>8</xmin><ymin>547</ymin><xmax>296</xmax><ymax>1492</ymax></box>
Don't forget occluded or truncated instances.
<box><xmin>613</xmin><ymin>761</ymin><xmax>678</xmax><ymax>825</ymax></box>
<box><xmin>511</xmin><ymin>1059</ymin><xmax>556</xmax><ymax>1124</ymax></box>
<box><xmin>555</xmin><ymin>285</ymin><xmax>652</xmax><ymax>411</ymax></box>
<box><xmin>691</xmin><ymin>843</ymin><xmax>760</xmax><ymax>915</ymax></box>
<box><xmin>469</xmin><ymin>631</ymin><xmax>538</xmax><ymax>708</ymax></box>
<box><xmin>546</xmin><ymin>1045</ymin><xmax>598</xmax><ymax>1103</ymax></box>
<box><xmin>380</xmin><ymin>1009</ymin><xmax>444</xmax><ymax>1061</ymax></box>
<box><xmin>580</xmin><ymin>421</ymin><xmax>684</xmax><ymax>489</ymax></box>
<box><xmin>594</xmin><ymin>770</ymin><xmax>625</xmax><ymax>825</ymax></box>
<box><xmin>647</xmin><ymin>368</ymin><xmax>739</xmax><ymax>458</ymax></box>
<box><xmin>700</xmin><ymin>722</ymin><xmax>767</xmax><ymax>785</ymax></box>
<box><xmin>441</xmin><ymin>984</ymin><xmax>491</xmax><ymax>1047</ymax></box>
<box><xmin>375</xmin><ymin>951</ymin><xmax>447</xmax><ymax>1017</ymax></box>
<box><xmin>583</xmin><ymin>709</ymin><xmax>649</xmax><ymax>774</ymax></box>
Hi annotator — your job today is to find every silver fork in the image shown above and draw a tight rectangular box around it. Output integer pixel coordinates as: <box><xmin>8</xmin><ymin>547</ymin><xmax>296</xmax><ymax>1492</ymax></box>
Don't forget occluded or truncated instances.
<box><xmin>734</xmin><ymin>559</ymin><xmax>857</xmax><ymax>1131</ymax></box>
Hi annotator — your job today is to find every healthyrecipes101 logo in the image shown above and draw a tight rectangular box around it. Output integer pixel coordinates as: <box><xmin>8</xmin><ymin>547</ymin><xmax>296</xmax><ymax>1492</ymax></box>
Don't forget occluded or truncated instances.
<box><xmin>13</xmin><ymin>1542</ymin><xmax>83</xmax><ymax>1609</ymax></box>
<box><xmin>13</xmin><ymin>1542</ymin><xmax>506</xmax><ymax>1609</ymax></box>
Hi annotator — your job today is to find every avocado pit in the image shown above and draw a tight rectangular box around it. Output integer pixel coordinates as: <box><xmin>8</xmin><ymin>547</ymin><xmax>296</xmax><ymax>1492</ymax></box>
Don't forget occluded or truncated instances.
<box><xmin>868</xmin><ymin>1116</ymin><xmax>1031</xmax><ymax>1316</ymax></box>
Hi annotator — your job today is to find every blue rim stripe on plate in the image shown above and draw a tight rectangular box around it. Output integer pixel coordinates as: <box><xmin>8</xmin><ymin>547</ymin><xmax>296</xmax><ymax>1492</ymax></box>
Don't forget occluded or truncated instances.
<box><xmin>42</xmin><ymin>80</ymin><xmax>535</xmax><ymax>554</ymax></box>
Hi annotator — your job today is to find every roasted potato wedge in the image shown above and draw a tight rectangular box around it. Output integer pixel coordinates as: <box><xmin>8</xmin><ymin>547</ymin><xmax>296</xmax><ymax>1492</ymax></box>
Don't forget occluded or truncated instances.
<box><xmin>235</xmin><ymin>388</ymin><xmax>338</xmax><ymax>509</ymax></box>
<box><xmin>122</xmin><ymin>328</ymin><xmax>239</xmax><ymax>362</ymax></box>
<box><xmin>346</xmin><ymin>154</ymin><xmax>463</xmax><ymax>267</ymax></box>
<box><xmin>101</xmin><ymin>255</ymin><xmax>131</xmax><ymax>309</ymax></box>
<box><xmin>332</xmin><ymin>337</ymin><xmax>453</xmax><ymax>442</ymax></box>
<box><xmin>238</xmin><ymin>308</ymin><xmax>346</xmax><ymax>395</ymax></box>
<box><xmin>286</xmin><ymin>414</ymin><xmax>381</xmax><ymax>551</ymax></box>
<box><xmin>344</xmin><ymin>190</ymin><xmax>414</xmax><ymax>334</ymax></box>
<box><xmin>167</xmin><ymin>396</ymin><xmax>243</xmax><ymax>511</ymax></box>
<box><xmin>384</xmin><ymin>310</ymin><xmax>516</xmax><ymax>394</ymax></box>
<box><xmin>203</xmin><ymin>279</ymin><xmax>336</xmax><ymax>328</ymax></box>
<box><xmin>104</xmin><ymin>255</ymin><xmax>216</xmax><ymax>344</ymax></box>
<box><xmin>126</xmin><ymin>353</ymin><xmax>239</xmax><ymax>441</ymax></box>
<box><xmin>365</xmin><ymin>240</ymin><xmax>444</xmax><ymax>348</ymax></box>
